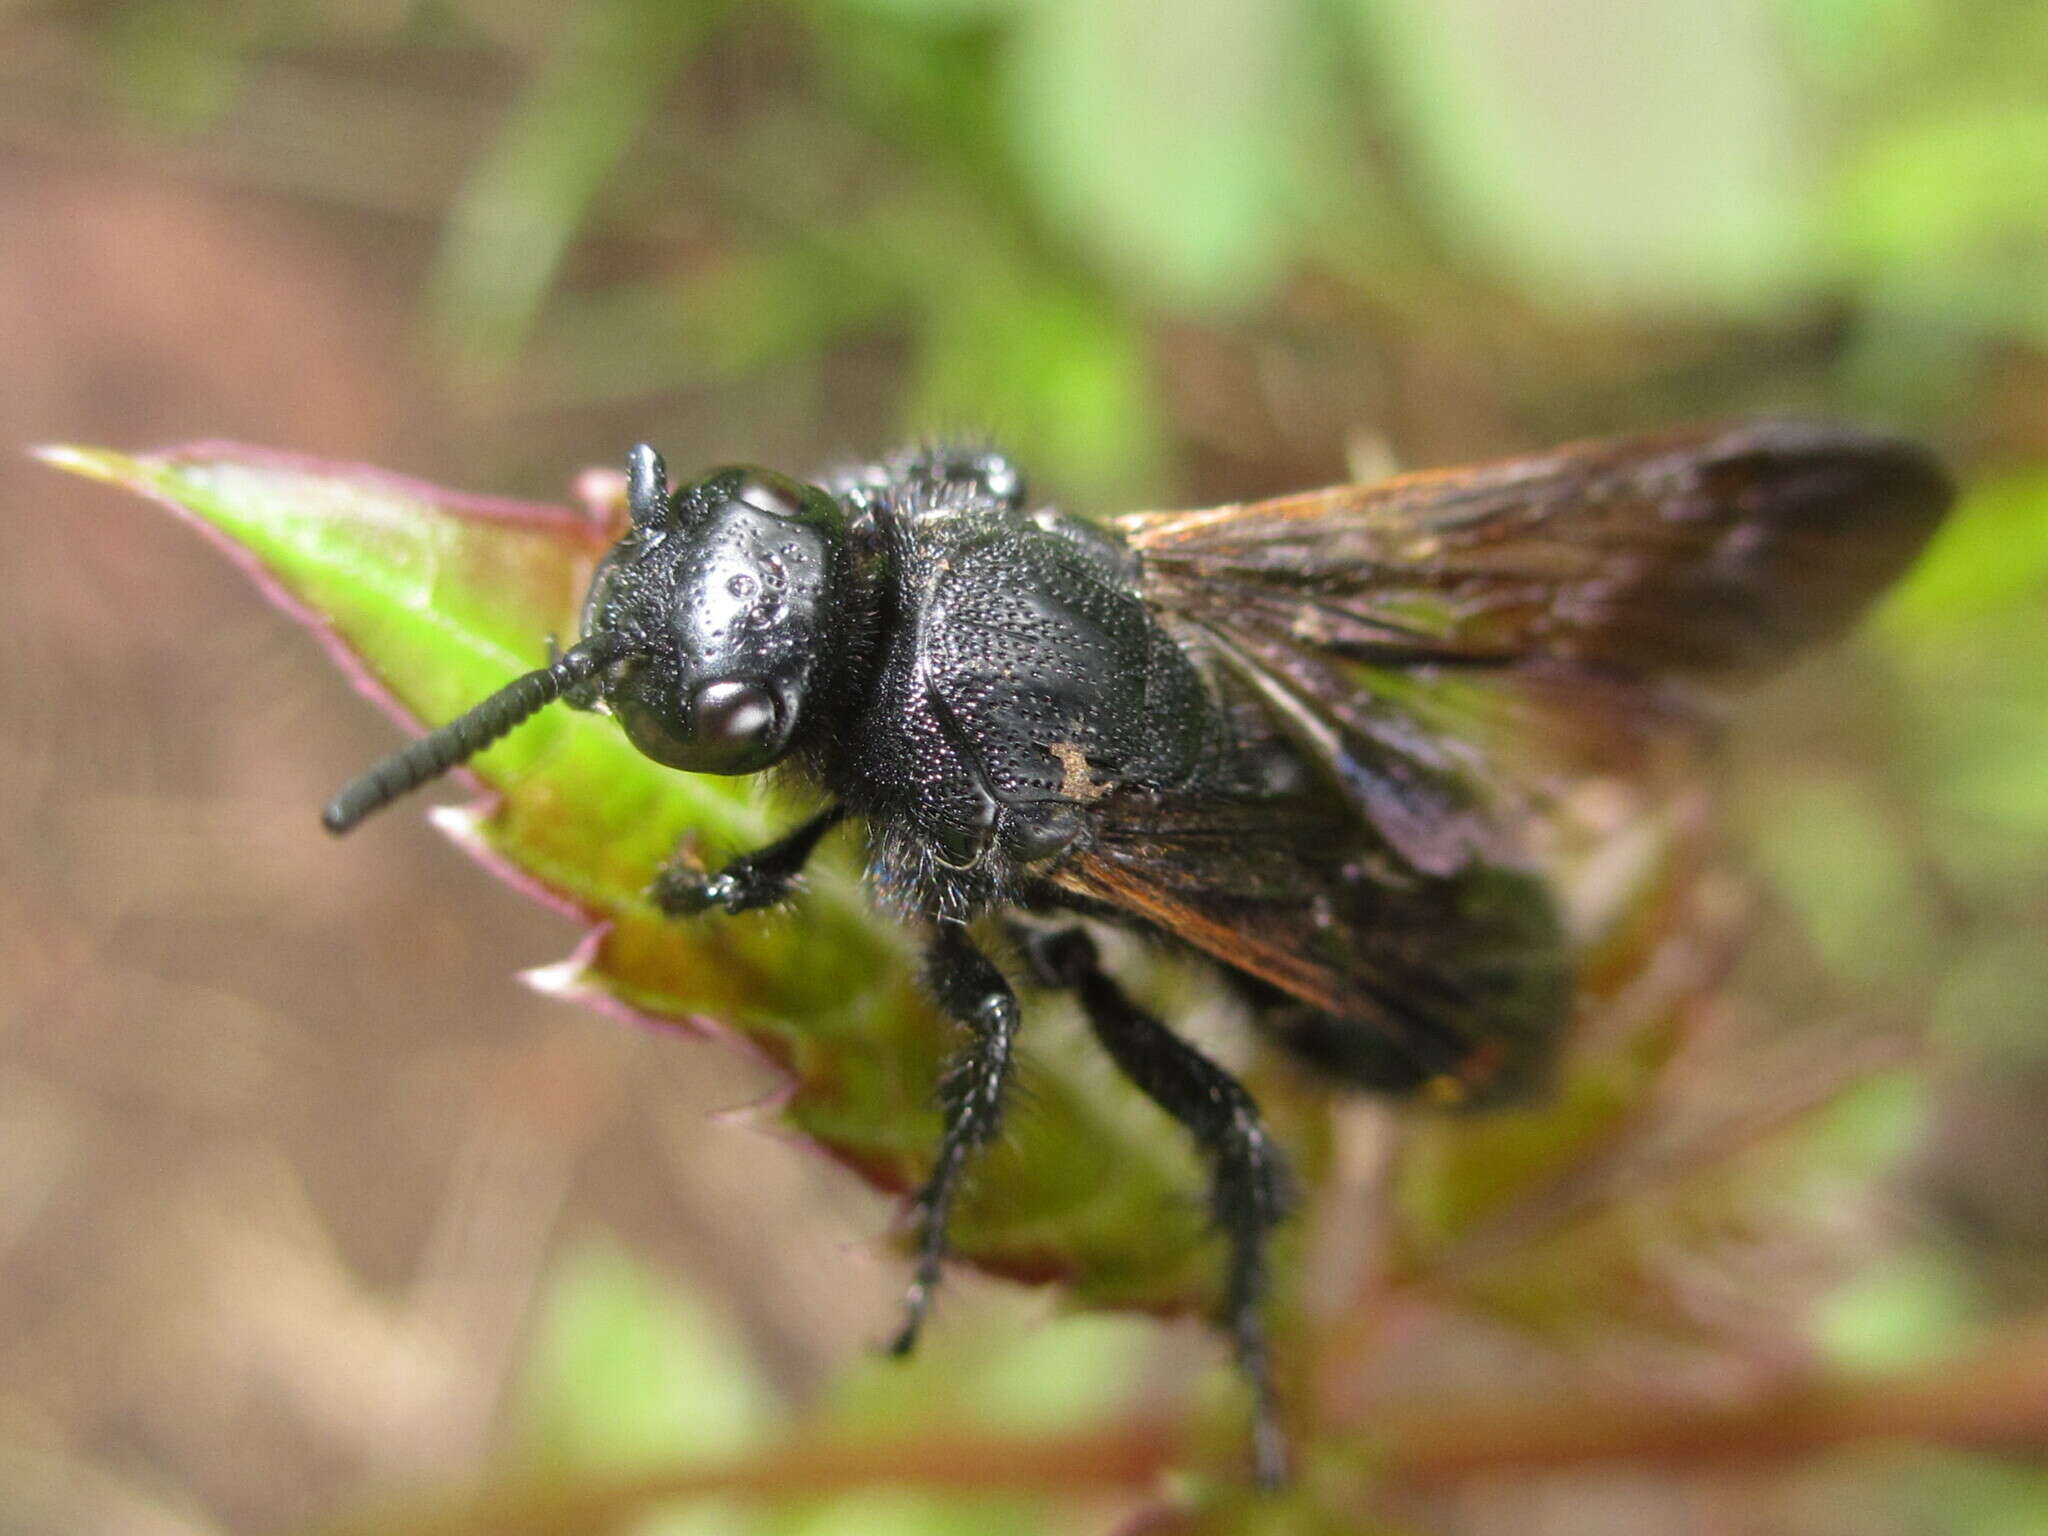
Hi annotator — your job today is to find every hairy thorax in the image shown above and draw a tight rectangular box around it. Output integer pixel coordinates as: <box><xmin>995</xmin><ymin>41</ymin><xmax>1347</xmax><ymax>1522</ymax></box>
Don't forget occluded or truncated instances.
<box><xmin>817</xmin><ymin>490</ymin><xmax>1221</xmax><ymax>919</ymax></box>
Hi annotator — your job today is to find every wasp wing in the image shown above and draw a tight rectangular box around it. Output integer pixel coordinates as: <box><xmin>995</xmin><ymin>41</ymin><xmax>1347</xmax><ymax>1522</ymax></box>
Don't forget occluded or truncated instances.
<box><xmin>1050</xmin><ymin>782</ymin><xmax>1576</xmax><ymax>1105</ymax></box>
<box><xmin>1120</xmin><ymin>420</ymin><xmax>1949</xmax><ymax>679</ymax></box>
<box><xmin>1048</xmin><ymin>421</ymin><xmax>1951</xmax><ymax>1104</ymax></box>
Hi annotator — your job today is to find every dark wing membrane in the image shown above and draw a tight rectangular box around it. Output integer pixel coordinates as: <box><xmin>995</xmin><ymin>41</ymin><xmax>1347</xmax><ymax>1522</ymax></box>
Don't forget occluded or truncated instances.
<box><xmin>1049</xmin><ymin>783</ymin><xmax>1574</xmax><ymax>1107</ymax></box>
<box><xmin>1053</xmin><ymin>422</ymin><xmax>1950</xmax><ymax>1102</ymax></box>
<box><xmin>1116</xmin><ymin>420</ymin><xmax>1952</xmax><ymax>876</ymax></box>
<box><xmin>1117</xmin><ymin>420</ymin><xmax>1952</xmax><ymax>679</ymax></box>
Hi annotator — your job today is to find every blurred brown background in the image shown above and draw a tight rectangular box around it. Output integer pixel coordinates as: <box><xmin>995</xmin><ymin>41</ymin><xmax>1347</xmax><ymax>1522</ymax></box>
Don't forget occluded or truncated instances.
<box><xmin>3</xmin><ymin>3</ymin><xmax>2046</xmax><ymax>1533</ymax></box>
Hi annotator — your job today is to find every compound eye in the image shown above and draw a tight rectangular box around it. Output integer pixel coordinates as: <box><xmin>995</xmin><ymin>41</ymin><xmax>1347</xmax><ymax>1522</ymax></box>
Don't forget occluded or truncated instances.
<box><xmin>734</xmin><ymin>471</ymin><xmax>808</xmax><ymax>519</ymax></box>
<box><xmin>692</xmin><ymin>679</ymin><xmax>778</xmax><ymax>763</ymax></box>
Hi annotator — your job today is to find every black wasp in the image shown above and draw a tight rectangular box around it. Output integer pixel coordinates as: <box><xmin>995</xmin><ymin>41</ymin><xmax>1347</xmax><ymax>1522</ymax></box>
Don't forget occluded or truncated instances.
<box><xmin>324</xmin><ymin>424</ymin><xmax>1951</xmax><ymax>1482</ymax></box>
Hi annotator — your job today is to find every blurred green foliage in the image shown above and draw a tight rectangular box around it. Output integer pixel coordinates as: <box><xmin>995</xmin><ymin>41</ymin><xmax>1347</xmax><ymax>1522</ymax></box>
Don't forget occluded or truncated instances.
<box><xmin>409</xmin><ymin>0</ymin><xmax>2045</xmax><ymax>485</ymax></box>
<box><xmin>79</xmin><ymin>0</ymin><xmax>2048</xmax><ymax>482</ymax></box>
<box><xmin>426</xmin><ymin>0</ymin><xmax>728</xmax><ymax>374</ymax></box>
<box><xmin>509</xmin><ymin>1239</ymin><xmax>1096</xmax><ymax>1534</ymax></box>
<box><xmin>38</xmin><ymin>0</ymin><xmax>2048</xmax><ymax>1527</ymax></box>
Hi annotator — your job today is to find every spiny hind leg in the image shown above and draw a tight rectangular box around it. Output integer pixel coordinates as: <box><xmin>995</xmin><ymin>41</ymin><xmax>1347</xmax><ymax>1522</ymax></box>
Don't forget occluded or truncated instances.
<box><xmin>1020</xmin><ymin>925</ymin><xmax>1297</xmax><ymax>1486</ymax></box>
<box><xmin>890</xmin><ymin>920</ymin><xmax>1021</xmax><ymax>1355</ymax></box>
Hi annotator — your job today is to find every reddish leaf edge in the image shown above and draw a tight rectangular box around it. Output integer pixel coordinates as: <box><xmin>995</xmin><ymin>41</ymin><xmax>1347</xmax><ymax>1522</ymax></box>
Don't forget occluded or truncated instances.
<box><xmin>36</xmin><ymin>441</ymin><xmax>628</xmax><ymax>924</ymax></box>
<box><xmin>40</xmin><ymin>442</ymin><xmax>593</xmax><ymax>754</ymax></box>
<box><xmin>36</xmin><ymin>439</ymin><xmax>835</xmax><ymax>1059</ymax></box>
<box><xmin>36</xmin><ymin>440</ymin><xmax>1119</xmax><ymax>1306</ymax></box>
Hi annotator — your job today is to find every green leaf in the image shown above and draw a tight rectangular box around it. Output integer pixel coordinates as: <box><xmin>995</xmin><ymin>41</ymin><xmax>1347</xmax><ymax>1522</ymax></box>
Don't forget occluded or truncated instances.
<box><xmin>42</xmin><ymin>440</ymin><xmax>1285</xmax><ymax>1316</ymax></box>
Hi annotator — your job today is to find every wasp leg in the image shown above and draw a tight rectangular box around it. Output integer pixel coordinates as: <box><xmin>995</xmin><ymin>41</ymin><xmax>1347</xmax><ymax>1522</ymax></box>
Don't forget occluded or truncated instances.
<box><xmin>889</xmin><ymin>921</ymin><xmax>1020</xmax><ymax>1357</ymax></box>
<box><xmin>649</xmin><ymin>804</ymin><xmax>847</xmax><ymax>916</ymax></box>
<box><xmin>1023</xmin><ymin>926</ymin><xmax>1297</xmax><ymax>1487</ymax></box>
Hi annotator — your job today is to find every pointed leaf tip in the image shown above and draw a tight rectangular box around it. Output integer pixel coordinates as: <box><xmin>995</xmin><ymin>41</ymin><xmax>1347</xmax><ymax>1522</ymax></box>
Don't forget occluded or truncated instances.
<box><xmin>427</xmin><ymin>801</ymin><xmax>489</xmax><ymax>844</ymax></box>
<box><xmin>30</xmin><ymin>443</ymin><xmax>136</xmax><ymax>486</ymax></box>
<box><xmin>521</xmin><ymin>953</ymin><xmax>591</xmax><ymax>999</ymax></box>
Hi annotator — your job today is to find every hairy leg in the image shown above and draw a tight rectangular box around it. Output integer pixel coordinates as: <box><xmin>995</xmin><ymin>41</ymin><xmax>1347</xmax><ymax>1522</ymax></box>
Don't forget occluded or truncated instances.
<box><xmin>889</xmin><ymin>920</ymin><xmax>1020</xmax><ymax>1355</ymax></box>
<box><xmin>1023</xmin><ymin>925</ymin><xmax>1297</xmax><ymax>1486</ymax></box>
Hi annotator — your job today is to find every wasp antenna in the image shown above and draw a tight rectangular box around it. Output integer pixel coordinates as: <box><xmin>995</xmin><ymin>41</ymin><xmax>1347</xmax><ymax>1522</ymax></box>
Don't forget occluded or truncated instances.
<box><xmin>626</xmin><ymin>443</ymin><xmax>670</xmax><ymax>529</ymax></box>
<box><xmin>322</xmin><ymin>634</ymin><xmax>626</xmax><ymax>835</ymax></box>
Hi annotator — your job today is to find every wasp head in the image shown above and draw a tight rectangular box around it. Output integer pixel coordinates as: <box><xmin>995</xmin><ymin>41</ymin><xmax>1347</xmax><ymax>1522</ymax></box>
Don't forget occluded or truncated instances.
<box><xmin>575</xmin><ymin>446</ymin><xmax>850</xmax><ymax>775</ymax></box>
<box><xmin>322</xmin><ymin>444</ymin><xmax>854</xmax><ymax>833</ymax></box>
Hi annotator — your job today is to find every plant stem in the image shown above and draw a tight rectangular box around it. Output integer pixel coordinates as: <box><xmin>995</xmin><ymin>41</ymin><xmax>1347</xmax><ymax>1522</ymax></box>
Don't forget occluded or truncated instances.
<box><xmin>312</xmin><ymin>1422</ymin><xmax>1179</xmax><ymax>1536</ymax></box>
<box><xmin>315</xmin><ymin>1319</ymin><xmax>2048</xmax><ymax>1533</ymax></box>
<box><xmin>1374</xmin><ymin>1319</ymin><xmax>2048</xmax><ymax>1484</ymax></box>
